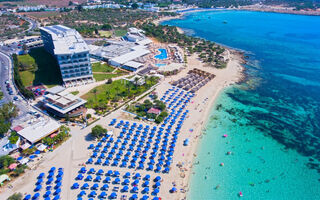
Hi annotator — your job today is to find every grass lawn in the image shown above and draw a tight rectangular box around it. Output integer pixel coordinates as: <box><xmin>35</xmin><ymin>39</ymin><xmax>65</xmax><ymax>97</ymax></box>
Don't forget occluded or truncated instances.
<box><xmin>98</xmin><ymin>30</ymin><xmax>112</xmax><ymax>38</ymax></box>
<box><xmin>18</xmin><ymin>47</ymin><xmax>62</xmax><ymax>87</ymax></box>
<box><xmin>93</xmin><ymin>73</ymin><xmax>122</xmax><ymax>81</ymax></box>
<box><xmin>114</xmin><ymin>29</ymin><xmax>127</xmax><ymax>37</ymax></box>
<box><xmin>71</xmin><ymin>91</ymin><xmax>79</xmax><ymax>95</ymax></box>
<box><xmin>92</xmin><ymin>62</ymin><xmax>114</xmax><ymax>73</ymax></box>
<box><xmin>82</xmin><ymin>77</ymin><xmax>159</xmax><ymax>110</ymax></box>
<box><xmin>17</xmin><ymin>54</ymin><xmax>35</xmax><ymax>67</ymax></box>
<box><xmin>19</xmin><ymin>70</ymin><xmax>34</xmax><ymax>87</ymax></box>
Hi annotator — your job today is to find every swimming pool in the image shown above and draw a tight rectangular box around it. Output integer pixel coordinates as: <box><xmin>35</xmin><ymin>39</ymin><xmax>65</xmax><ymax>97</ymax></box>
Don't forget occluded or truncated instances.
<box><xmin>154</xmin><ymin>48</ymin><xmax>168</xmax><ymax>60</ymax></box>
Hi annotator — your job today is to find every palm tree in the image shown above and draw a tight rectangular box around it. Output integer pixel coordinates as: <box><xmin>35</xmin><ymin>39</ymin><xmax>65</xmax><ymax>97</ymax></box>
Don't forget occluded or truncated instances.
<box><xmin>134</xmin><ymin>77</ymin><xmax>139</xmax><ymax>89</ymax></box>
<box><xmin>92</xmin><ymin>88</ymin><xmax>97</xmax><ymax>101</ymax></box>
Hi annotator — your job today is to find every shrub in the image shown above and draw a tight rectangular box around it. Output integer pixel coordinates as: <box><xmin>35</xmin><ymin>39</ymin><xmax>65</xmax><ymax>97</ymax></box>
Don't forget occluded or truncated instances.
<box><xmin>7</xmin><ymin>192</ymin><xmax>23</xmax><ymax>200</ymax></box>
<box><xmin>91</xmin><ymin>125</ymin><xmax>107</xmax><ymax>139</ymax></box>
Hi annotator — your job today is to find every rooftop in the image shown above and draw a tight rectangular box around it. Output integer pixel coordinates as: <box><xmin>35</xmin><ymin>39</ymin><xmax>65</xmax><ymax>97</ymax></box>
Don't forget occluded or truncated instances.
<box><xmin>40</xmin><ymin>25</ymin><xmax>89</xmax><ymax>55</ymax></box>
<box><xmin>110</xmin><ymin>48</ymin><xmax>150</xmax><ymax>65</ymax></box>
<box><xmin>17</xmin><ymin>119</ymin><xmax>60</xmax><ymax>144</ymax></box>
<box><xmin>43</xmin><ymin>86</ymin><xmax>87</xmax><ymax>114</ymax></box>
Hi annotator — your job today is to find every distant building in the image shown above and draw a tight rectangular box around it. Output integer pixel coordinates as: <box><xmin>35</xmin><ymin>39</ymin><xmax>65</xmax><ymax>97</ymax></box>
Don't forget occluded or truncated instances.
<box><xmin>41</xmin><ymin>86</ymin><xmax>87</xmax><ymax>118</ymax></box>
<box><xmin>40</xmin><ymin>25</ymin><xmax>93</xmax><ymax>87</ymax></box>
<box><xmin>125</xmin><ymin>28</ymin><xmax>152</xmax><ymax>45</ymax></box>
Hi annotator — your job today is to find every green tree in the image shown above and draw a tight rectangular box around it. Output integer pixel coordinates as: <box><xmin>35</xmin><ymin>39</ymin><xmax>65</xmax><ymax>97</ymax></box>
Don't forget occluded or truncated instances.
<box><xmin>7</xmin><ymin>192</ymin><xmax>23</xmax><ymax>200</ymax></box>
<box><xmin>101</xmin><ymin>24</ymin><xmax>112</xmax><ymax>31</ymax></box>
<box><xmin>92</xmin><ymin>88</ymin><xmax>97</xmax><ymax>100</ymax></box>
<box><xmin>91</xmin><ymin>125</ymin><xmax>106</xmax><ymax>139</ymax></box>
<box><xmin>0</xmin><ymin>155</ymin><xmax>15</xmax><ymax>169</ymax></box>
<box><xmin>9</xmin><ymin>131</ymin><xmax>19</xmax><ymax>144</ymax></box>
<box><xmin>131</xmin><ymin>3</ymin><xmax>139</xmax><ymax>9</ymax></box>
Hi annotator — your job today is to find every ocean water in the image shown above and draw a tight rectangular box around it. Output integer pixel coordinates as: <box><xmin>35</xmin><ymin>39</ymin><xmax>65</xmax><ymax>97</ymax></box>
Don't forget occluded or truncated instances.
<box><xmin>163</xmin><ymin>11</ymin><xmax>320</xmax><ymax>199</ymax></box>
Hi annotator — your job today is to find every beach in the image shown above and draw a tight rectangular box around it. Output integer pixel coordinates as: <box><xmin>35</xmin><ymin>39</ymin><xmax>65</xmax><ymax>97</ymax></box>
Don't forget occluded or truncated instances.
<box><xmin>0</xmin><ymin>41</ymin><xmax>244</xmax><ymax>199</ymax></box>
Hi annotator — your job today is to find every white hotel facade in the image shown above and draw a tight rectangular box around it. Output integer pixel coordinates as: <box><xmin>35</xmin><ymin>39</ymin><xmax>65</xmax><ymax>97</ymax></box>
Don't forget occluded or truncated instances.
<box><xmin>40</xmin><ymin>25</ymin><xmax>94</xmax><ymax>87</ymax></box>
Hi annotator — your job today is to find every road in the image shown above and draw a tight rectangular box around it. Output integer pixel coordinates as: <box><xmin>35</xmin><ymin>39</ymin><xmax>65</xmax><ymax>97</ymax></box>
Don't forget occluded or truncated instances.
<box><xmin>17</xmin><ymin>14</ymin><xmax>38</xmax><ymax>32</ymax></box>
<box><xmin>0</xmin><ymin>51</ymin><xmax>30</xmax><ymax>121</ymax></box>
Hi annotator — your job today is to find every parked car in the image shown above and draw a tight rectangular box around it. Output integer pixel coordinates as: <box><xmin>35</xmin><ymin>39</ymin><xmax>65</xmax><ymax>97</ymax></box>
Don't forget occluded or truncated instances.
<box><xmin>13</xmin><ymin>96</ymin><xmax>18</xmax><ymax>101</ymax></box>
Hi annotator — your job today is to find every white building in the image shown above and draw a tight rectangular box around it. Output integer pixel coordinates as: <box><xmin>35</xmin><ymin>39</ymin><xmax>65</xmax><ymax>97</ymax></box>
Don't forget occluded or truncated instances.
<box><xmin>40</xmin><ymin>25</ymin><xmax>93</xmax><ymax>87</ymax></box>
<box><xmin>17</xmin><ymin>119</ymin><xmax>60</xmax><ymax>144</ymax></box>
<box><xmin>42</xmin><ymin>86</ymin><xmax>87</xmax><ymax>118</ymax></box>
<box><xmin>89</xmin><ymin>40</ymin><xmax>150</xmax><ymax>71</ymax></box>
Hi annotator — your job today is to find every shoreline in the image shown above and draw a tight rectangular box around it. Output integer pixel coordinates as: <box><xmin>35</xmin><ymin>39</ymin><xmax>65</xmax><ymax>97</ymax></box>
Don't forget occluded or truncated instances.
<box><xmin>154</xmin><ymin>13</ymin><xmax>246</xmax><ymax>199</ymax></box>
<box><xmin>0</xmin><ymin>12</ymin><xmax>245</xmax><ymax>200</ymax></box>
<box><xmin>173</xmin><ymin>52</ymin><xmax>245</xmax><ymax>200</ymax></box>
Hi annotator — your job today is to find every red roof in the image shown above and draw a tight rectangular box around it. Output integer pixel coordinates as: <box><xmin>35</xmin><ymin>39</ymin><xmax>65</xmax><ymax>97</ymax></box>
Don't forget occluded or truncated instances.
<box><xmin>147</xmin><ymin>108</ymin><xmax>161</xmax><ymax>115</ymax></box>
<box><xmin>13</xmin><ymin>125</ymin><xmax>23</xmax><ymax>132</ymax></box>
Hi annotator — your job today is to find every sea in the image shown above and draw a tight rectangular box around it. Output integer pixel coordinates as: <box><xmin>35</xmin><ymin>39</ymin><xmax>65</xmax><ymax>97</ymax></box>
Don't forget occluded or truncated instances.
<box><xmin>163</xmin><ymin>10</ymin><xmax>320</xmax><ymax>200</ymax></box>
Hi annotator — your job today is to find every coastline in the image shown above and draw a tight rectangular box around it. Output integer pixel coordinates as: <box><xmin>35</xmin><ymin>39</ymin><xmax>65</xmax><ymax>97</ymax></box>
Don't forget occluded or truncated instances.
<box><xmin>153</xmin><ymin>13</ymin><xmax>246</xmax><ymax>199</ymax></box>
<box><xmin>155</xmin><ymin>50</ymin><xmax>245</xmax><ymax>199</ymax></box>
<box><xmin>0</xmin><ymin>11</ymin><xmax>245</xmax><ymax>200</ymax></box>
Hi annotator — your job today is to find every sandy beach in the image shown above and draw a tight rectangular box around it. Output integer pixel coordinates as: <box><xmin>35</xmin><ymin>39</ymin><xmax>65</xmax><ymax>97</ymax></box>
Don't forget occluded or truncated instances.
<box><xmin>0</xmin><ymin>10</ymin><xmax>245</xmax><ymax>199</ymax></box>
<box><xmin>0</xmin><ymin>45</ymin><xmax>244</xmax><ymax>199</ymax></box>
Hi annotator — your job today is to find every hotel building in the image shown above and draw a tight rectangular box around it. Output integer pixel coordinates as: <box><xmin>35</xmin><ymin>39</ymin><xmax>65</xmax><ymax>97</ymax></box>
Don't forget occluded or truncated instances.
<box><xmin>40</xmin><ymin>25</ymin><xmax>93</xmax><ymax>87</ymax></box>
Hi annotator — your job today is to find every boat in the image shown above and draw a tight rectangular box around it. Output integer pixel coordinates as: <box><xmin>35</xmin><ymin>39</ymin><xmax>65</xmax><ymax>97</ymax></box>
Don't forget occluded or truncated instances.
<box><xmin>223</xmin><ymin>20</ymin><xmax>228</xmax><ymax>24</ymax></box>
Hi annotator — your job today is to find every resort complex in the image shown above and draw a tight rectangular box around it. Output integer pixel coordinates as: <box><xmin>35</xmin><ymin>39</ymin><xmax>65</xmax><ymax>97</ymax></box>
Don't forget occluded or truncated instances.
<box><xmin>1</xmin><ymin>0</ymin><xmax>320</xmax><ymax>199</ymax></box>
<box><xmin>0</xmin><ymin>5</ymin><xmax>247</xmax><ymax>200</ymax></box>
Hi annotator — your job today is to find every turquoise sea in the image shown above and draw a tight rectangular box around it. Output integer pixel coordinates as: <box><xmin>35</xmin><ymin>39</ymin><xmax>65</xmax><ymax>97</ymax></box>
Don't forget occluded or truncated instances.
<box><xmin>163</xmin><ymin>11</ymin><xmax>320</xmax><ymax>199</ymax></box>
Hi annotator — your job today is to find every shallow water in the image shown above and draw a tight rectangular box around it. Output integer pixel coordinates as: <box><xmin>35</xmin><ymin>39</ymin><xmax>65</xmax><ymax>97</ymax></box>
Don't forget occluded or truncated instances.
<box><xmin>163</xmin><ymin>11</ymin><xmax>320</xmax><ymax>199</ymax></box>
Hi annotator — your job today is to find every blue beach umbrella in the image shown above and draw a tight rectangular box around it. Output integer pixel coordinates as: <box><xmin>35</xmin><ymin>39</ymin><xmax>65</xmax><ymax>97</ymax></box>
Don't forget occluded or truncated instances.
<box><xmin>35</xmin><ymin>185</ymin><xmax>42</xmax><ymax>191</ymax></box>
<box><xmin>80</xmin><ymin>167</ymin><xmax>86</xmax><ymax>173</ymax></box>
<box><xmin>79</xmin><ymin>191</ymin><xmax>86</xmax><ymax>196</ymax></box>
<box><xmin>132</xmin><ymin>179</ymin><xmax>139</xmax><ymax>185</ymax></box>
<box><xmin>142</xmin><ymin>187</ymin><xmax>150</xmax><ymax>194</ymax></box>
<box><xmin>123</xmin><ymin>179</ymin><xmax>130</xmax><ymax>185</ymax></box>
<box><xmin>36</xmin><ymin>178</ymin><xmax>43</xmax><ymax>185</ymax></box>
<box><xmin>89</xmin><ymin>191</ymin><xmax>97</xmax><ymax>197</ymax></box>
<box><xmin>54</xmin><ymin>188</ymin><xmax>61</xmax><ymax>195</ymax></box>
<box><xmin>33</xmin><ymin>193</ymin><xmax>40</xmax><ymax>199</ymax></box>
<box><xmin>100</xmin><ymin>191</ymin><xmax>107</xmax><ymax>198</ymax></box>
<box><xmin>82</xmin><ymin>183</ymin><xmax>89</xmax><ymax>189</ymax></box>
<box><xmin>110</xmin><ymin>192</ymin><xmax>117</xmax><ymax>199</ymax></box>
<box><xmin>142</xmin><ymin>195</ymin><xmax>149</xmax><ymax>200</ymax></box>
<box><xmin>92</xmin><ymin>183</ymin><xmax>99</xmax><ymax>190</ymax></box>
<box><xmin>55</xmin><ymin>182</ymin><xmax>62</xmax><ymax>188</ymax></box>
<box><xmin>24</xmin><ymin>194</ymin><xmax>31</xmax><ymax>200</ymax></box>
<box><xmin>144</xmin><ymin>174</ymin><xmax>150</xmax><ymax>180</ymax></box>
<box><xmin>102</xmin><ymin>184</ymin><xmax>109</xmax><ymax>190</ymax></box>
<box><xmin>122</xmin><ymin>185</ymin><xmax>129</xmax><ymax>192</ymax></box>
<box><xmin>86</xmin><ymin>175</ymin><xmax>92</xmax><ymax>181</ymax></box>
<box><xmin>154</xmin><ymin>182</ymin><xmax>161</xmax><ymax>188</ymax></box>
<box><xmin>154</xmin><ymin>176</ymin><xmax>161</xmax><ymax>182</ymax></box>
<box><xmin>153</xmin><ymin>188</ymin><xmax>159</xmax><ymax>195</ymax></box>
<box><xmin>114</xmin><ymin>177</ymin><xmax>120</xmax><ymax>184</ymax></box>
<box><xmin>132</xmin><ymin>186</ymin><xmax>138</xmax><ymax>192</ymax></box>
<box><xmin>124</xmin><ymin>172</ymin><xmax>130</xmax><ymax>177</ymax></box>
<box><xmin>38</xmin><ymin>173</ymin><xmax>45</xmax><ymax>179</ymax></box>
<box><xmin>44</xmin><ymin>191</ymin><xmax>51</xmax><ymax>197</ymax></box>
<box><xmin>104</xmin><ymin>176</ymin><xmax>111</xmax><ymax>183</ymax></box>
<box><xmin>72</xmin><ymin>183</ymin><xmax>79</xmax><ymax>189</ymax></box>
